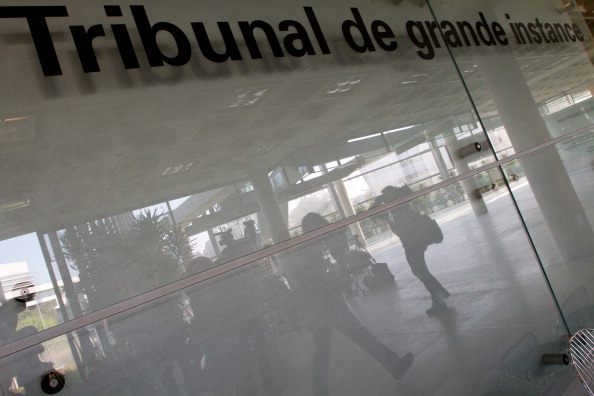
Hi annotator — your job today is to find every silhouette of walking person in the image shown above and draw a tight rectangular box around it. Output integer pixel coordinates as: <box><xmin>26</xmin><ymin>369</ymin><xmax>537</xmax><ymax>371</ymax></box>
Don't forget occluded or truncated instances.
<box><xmin>372</xmin><ymin>185</ymin><xmax>450</xmax><ymax>315</ymax></box>
<box><xmin>185</xmin><ymin>256</ymin><xmax>281</xmax><ymax>395</ymax></box>
<box><xmin>296</xmin><ymin>212</ymin><xmax>413</xmax><ymax>396</ymax></box>
<box><xmin>243</xmin><ymin>219</ymin><xmax>259</xmax><ymax>252</ymax></box>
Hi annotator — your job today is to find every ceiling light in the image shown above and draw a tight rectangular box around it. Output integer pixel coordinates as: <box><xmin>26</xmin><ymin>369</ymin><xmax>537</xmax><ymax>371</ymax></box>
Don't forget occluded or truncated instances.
<box><xmin>384</xmin><ymin>125</ymin><xmax>415</xmax><ymax>135</ymax></box>
<box><xmin>327</xmin><ymin>76</ymin><xmax>364</xmax><ymax>94</ymax></box>
<box><xmin>348</xmin><ymin>125</ymin><xmax>415</xmax><ymax>143</ymax></box>
<box><xmin>162</xmin><ymin>162</ymin><xmax>194</xmax><ymax>176</ymax></box>
<box><xmin>0</xmin><ymin>199</ymin><xmax>31</xmax><ymax>214</ymax></box>
<box><xmin>348</xmin><ymin>133</ymin><xmax>381</xmax><ymax>143</ymax></box>
<box><xmin>0</xmin><ymin>117</ymin><xmax>34</xmax><ymax>144</ymax></box>
<box><xmin>227</xmin><ymin>87</ymin><xmax>269</xmax><ymax>108</ymax></box>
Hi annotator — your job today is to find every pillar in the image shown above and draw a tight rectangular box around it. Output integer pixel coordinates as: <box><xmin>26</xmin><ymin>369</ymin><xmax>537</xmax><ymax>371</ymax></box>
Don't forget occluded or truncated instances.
<box><xmin>207</xmin><ymin>228</ymin><xmax>221</xmax><ymax>257</ymax></box>
<box><xmin>250</xmin><ymin>169</ymin><xmax>291</xmax><ymax>244</ymax></box>
<box><xmin>47</xmin><ymin>232</ymin><xmax>96</xmax><ymax>360</ymax></box>
<box><xmin>429</xmin><ymin>138</ymin><xmax>449</xmax><ymax>181</ymax></box>
<box><xmin>474</xmin><ymin>46</ymin><xmax>594</xmax><ymax>260</ymax></box>
<box><xmin>37</xmin><ymin>232</ymin><xmax>86</xmax><ymax>380</ymax></box>
<box><xmin>332</xmin><ymin>178</ymin><xmax>368</xmax><ymax>247</ymax></box>
<box><xmin>443</xmin><ymin>128</ymin><xmax>489</xmax><ymax>215</ymax></box>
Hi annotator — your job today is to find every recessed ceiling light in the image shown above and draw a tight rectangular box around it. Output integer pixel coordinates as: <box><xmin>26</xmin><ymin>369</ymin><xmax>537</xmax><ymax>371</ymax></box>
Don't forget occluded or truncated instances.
<box><xmin>162</xmin><ymin>162</ymin><xmax>194</xmax><ymax>176</ymax></box>
<box><xmin>0</xmin><ymin>199</ymin><xmax>31</xmax><ymax>214</ymax></box>
<box><xmin>227</xmin><ymin>87</ymin><xmax>269</xmax><ymax>108</ymax></box>
<box><xmin>0</xmin><ymin>117</ymin><xmax>34</xmax><ymax>144</ymax></box>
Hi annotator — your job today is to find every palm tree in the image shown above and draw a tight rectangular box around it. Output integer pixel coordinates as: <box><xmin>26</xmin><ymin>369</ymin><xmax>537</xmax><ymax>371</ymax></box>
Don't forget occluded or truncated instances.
<box><xmin>59</xmin><ymin>210</ymin><xmax>193</xmax><ymax>363</ymax></box>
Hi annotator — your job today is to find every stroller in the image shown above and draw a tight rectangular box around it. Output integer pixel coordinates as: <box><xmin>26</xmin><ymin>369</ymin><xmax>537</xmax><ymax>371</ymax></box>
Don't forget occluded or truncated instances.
<box><xmin>341</xmin><ymin>236</ymin><xmax>396</xmax><ymax>294</ymax></box>
<box><xmin>363</xmin><ymin>260</ymin><xmax>395</xmax><ymax>290</ymax></box>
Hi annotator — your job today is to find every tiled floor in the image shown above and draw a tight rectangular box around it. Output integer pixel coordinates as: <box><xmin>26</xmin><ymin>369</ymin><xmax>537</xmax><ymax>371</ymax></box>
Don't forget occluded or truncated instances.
<box><xmin>8</xmin><ymin>178</ymin><xmax>591</xmax><ymax>396</ymax></box>
<box><xmin>265</xmin><ymin>181</ymin><xmax>591</xmax><ymax>395</ymax></box>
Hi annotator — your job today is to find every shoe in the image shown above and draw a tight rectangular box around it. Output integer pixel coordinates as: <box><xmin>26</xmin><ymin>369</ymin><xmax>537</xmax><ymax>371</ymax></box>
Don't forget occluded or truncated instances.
<box><xmin>391</xmin><ymin>352</ymin><xmax>414</xmax><ymax>379</ymax></box>
<box><xmin>425</xmin><ymin>302</ymin><xmax>448</xmax><ymax>316</ymax></box>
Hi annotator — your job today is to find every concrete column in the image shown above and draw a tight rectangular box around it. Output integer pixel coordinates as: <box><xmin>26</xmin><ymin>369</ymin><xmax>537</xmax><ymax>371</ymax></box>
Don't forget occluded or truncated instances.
<box><xmin>37</xmin><ymin>232</ymin><xmax>86</xmax><ymax>381</ymax></box>
<box><xmin>207</xmin><ymin>228</ymin><xmax>221</xmax><ymax>257</ymax></box>
<box><xmin>250</xmin><ymin>169</ymin><xmax>291</xmax><ymax>244</ymax></box>
<box><xmin>332</xmin><ymin>178</ymin><xmax>367</xmax><ymax>247</ymax></box>
<box><xmin>429</xmin><ymin>138</ymin><xmax>449</xmax><ymax>181</ymax></box>
<box><xmin>475</xmin><ymin>47</ymin><xmax>594</xmax><ymax>260</ymax></box>
<box><xmin>321</xmin><ymin>164</ymin><xmax>346</xmax><ymax>220</ymax></box>
<box><xmin>444</xmin><ymin>129</ymin><xmax>489</xmax><ymax>215</ymax></box>
<box><xmin>47</xmin><ymin>232</ymin><xmax>96</xmax><ymax>358</ymax></box>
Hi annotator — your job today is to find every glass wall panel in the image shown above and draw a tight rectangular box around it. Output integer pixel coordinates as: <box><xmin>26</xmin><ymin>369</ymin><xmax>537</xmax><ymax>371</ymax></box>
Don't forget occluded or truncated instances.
<box><xmin>1</xmin><ymin>0</ymin><xmax>591</xmax><ymax>393</ymax></box>
<box><xmin>430</xmin><ymin>0</ymin><xmax>594</xmax><ymax>337</ymax></box>
<box><xmin>429</xmin><ymin>0</ymin><xmax>594</xmax><ymax>154</ymax></box>
<box><xmin>499</xmin><ymin>129</ymin><xmax>594</xmax><ymax>334</ymax></box>
<box><xmin>0</xmin><ymin>175</ymin><xmax>573</xmax><ymax>395</ymax></box>
<box><xmin>0</xmin><ymin>0</ymin><xmax>511</xmax><ymax>344</ymax></box>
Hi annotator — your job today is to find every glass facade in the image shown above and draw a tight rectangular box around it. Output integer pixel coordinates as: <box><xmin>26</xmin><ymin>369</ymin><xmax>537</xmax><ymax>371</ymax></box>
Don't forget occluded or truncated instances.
<box><xmin>0</xmin><ymin>0</ymin><xmax>593</xmax><ymax>394</ymax></box>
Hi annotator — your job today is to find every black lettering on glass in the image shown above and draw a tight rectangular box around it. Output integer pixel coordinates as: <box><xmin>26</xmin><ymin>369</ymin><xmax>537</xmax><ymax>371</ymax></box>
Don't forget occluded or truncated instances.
<box><xmin>304</xmin><ymin>6</ymin><xmax>330</xmax><ymax>54</ymax></box>
<box><xmin>527</xmin><ymin>23</ymin><xmax>543</xmax><ymax>44</ymax></box>
<box><xmin>573</xmin><ymin>24</ymin><xmax>584</xmax><ymax>41</ymax></box>
<box><xmin>0</xmin><ymin>6</ymin><xmax>69</xmax><ymax>76</ymax></box>
<box><xmin>406</xmin><ymin>20</ymin><xmax>436</xmax><ymax>60</ymax></box>
<box><xmin>105</xmin><ymin>5</ymin><xmax>140</xmax><ymax>69</ymax></box>
<box><xmin>131</xmin><ymin>5</ymin><xmax>191</xmax><ymax>67</ymax></box>
<box><xmin>342</xmin><ymin>8</ymin><xmax>375</xmax><ymax>53</ymax></box>
<box><xmin>534</xmin><ymin>19</ymin><xmax>551</xmax><ymax>43</ymax></box>
<box><xmin>476</xmin><ymin>12</ymin><xmax>495</xmax><ymax>46</ymax></box>
<box><xmin>191</xmin><ymin>22</ymin><xmax>242</xmax><ymax>63</ymax></box>
<box><xmin>238</xmin><ymin>20</ymin><xmax>284</xmax><ymax>59</ymax></box>
<box><xmin>370</xmin><ymin>20</ymin><xmax>397</xmax><ymax>51</ymax></box>
<box><xmin>279</xmin><ymin>19</ymin><xmax>316</xmax><ymax>57</ymax></box>
<box><xmin>455</xmin><ymin>20</ymin><xmax>480</xmax><ymax>46</ymax></box>
<box><xmin>492</xmin><ymin>21</ymin><xmax>508</xmax><ymax>45</ymax></box>
<box><xmin>70</xmin><ymin>24</ymin><xmax>105</xmax><ymax>72</ymax></box>
<box><xmin>441</xmin><ymin>20</ymin><xmax>463</xmax><ymax>47</ymax></box>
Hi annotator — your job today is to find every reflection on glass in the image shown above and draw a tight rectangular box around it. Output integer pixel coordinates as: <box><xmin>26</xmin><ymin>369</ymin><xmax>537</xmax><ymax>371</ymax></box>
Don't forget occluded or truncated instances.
<box><xmin>296</xmin><ymin>212</ymin><xmax>414</xmax><ymax>395</ymax></box>
<box><xmin>56</xmin><ymin>210</ymin><xmax>192</xmax><ymax>315</ymax></box>
<box><xmin>0</xmin><ymin>299</ymin><xmax>55</xmax><ymax>394</ymax></box>
<box><xmin>369</xmin><ymin>185</ymin><xmax>449</xmax><ymax>315</ymax></box>
<box><xmin>0</xmin><ymin>115</ymin><xmax>507</xmax><ymax>343</ymax></box>
<box><xmin>501</xmin><ymin>133</ymin><xmax>594</xmax><ymax>334</ymax></box>
<box><xmin>0</xmin><ymin>234</ymin><xmax>65</xmax><ymax>350</ymax></box>
<box><xmin>0</xmin><ymin>174</ymin><xmax>576</xmax><ymax>396</ymax></box>
<box><xmin>430</xmin><ymin>0</ymin><xmax>594</xmax><ymax>156</ymax></box>
<box><xmin>0</xmin><ymin>1</ymin><xmax>591</xmax><ymax>394</ymax></box>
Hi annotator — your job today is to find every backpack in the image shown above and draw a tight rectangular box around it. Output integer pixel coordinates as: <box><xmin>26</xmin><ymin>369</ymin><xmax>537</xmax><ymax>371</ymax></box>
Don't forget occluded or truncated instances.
<box><xmin>419</xmin><ymin>214</ymin><xmax>443</xmax><ymax>245</ymax></box>
<box><xmin>387</xmin><ymin>205</ymin><xmax>443</xmax><ymax>246</ymax></box>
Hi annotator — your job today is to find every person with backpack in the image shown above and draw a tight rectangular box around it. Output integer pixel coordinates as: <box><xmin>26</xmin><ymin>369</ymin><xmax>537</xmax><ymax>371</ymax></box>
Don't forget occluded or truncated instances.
<box><xmin>372</xmin><ymin>185</ymin><xmax>450</xmax><ymax>315</ymax></box>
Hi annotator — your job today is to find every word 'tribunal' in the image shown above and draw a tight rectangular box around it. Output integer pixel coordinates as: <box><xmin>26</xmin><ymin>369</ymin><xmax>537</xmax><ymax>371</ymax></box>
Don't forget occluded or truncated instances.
<box><xmin>0</xmin><ymin>5</ymin><xmax>586</xmax><ymax>76</ymax></box>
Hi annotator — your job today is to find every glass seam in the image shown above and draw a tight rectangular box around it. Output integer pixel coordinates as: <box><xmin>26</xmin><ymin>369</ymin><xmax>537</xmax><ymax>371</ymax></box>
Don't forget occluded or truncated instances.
<box><xmin>426</xmin><ymin>0</ymin><xmax>571</xmax><ymax>335</ymax></box>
